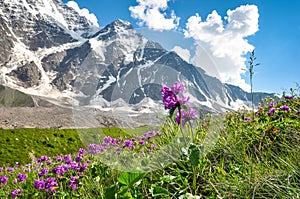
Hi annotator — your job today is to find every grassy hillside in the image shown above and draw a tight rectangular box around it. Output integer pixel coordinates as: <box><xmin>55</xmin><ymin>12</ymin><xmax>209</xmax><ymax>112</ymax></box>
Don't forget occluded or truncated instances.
<box><xmin>0</xmin><ymin>126</ymin><xmax>152</xmax><ymax>166</ymax></box>
<box><xmin>0</xmin><ymin>94</ymin><xmax>299</xmax><ymax>198</ymax></box>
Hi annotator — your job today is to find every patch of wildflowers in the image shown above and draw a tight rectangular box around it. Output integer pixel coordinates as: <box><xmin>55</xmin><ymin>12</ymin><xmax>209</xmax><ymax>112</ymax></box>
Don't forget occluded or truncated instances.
<box><xmin>0</xmin><ymin>175</ymin><xmax>8</xmax><ymax>184</ymax></box>
<box><xmin>37</xmin><ymin>156</ymin><xmax>48</xmax><ymax>163</ymax></box>
<box><xmin>171</xmin><ymin>81</ymin><xmax>185</xmax><ymax>93</ymax></box>
<box><xmin>34</xmin><ymin>179</ymin><xmax>45</xmax><ymax>191</ymax></box>
<box><xmin>38</xmin><ymin>168</ymin><xmax>48</xmax><ymax>177</ymax></box>
<box><xmin>70</xmin><ymin>176</ymin><xmax>79</xmax><ymax>190</ymax></box>
<box><xmin>11</xmin><ymin>188</ymin><xmax>23</xmax><ymax>198</ymax></box>
<box><xmin>45</xmin><ymin>177</ymin><xmax>58</xmax><ymax>194</ymax></box>
<box><xmin>57</xmin><ymin>155</ymin><xmax>63</xmax><ymax>162</ymax></box>
<box><xmin>280</xmin><ymin>105</ymin><xmax>290</xmax><ymax>112</ymax></box>
<box><xmin>175</xmin><ymin>108</ymin><xmax>198</xmax><ymax>125</ymax></box>
<box><xmin>52</xmin><ymin>165</ymin><xmax>68</xmax><ymax>176</ymax></box>
<box><xmin>284</xmin><ymin>96</ymin><xmax>294</xmax><ymax>100</ymax></box>
<box><xmin>7</xmin><ymin>167</ymin><xmax>14</xmax><ymax>172</ymax></box>
<box><xmin>88</xmin><ymin>144</ymin><xmax>101</xmax><ymax>154</ymax></box>
<box><xmin>17</xmin><ymin>173</ymin><xmax>27</xmax><ymax>183</ymax></box>
<box><xmin>64</xmin><ymin>154</ymin><xmax>72</xmax><ymax>164</ymax></box>
<box><xmin>268</xmin><ymin>107</ymin><xmax>276</xmax><ymax>116</ymax></box>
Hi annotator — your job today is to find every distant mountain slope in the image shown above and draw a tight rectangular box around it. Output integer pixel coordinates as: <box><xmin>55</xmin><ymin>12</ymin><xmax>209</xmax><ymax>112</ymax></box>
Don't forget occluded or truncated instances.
<box><xmin>0</xmin><ymin>0</ymin><xmax>274</xmax><ymax>114</ymax></box>
<box><xmin>0</xmin><ymin>85</ymin><xmax>34</xmax><ymax>107</ymax></box>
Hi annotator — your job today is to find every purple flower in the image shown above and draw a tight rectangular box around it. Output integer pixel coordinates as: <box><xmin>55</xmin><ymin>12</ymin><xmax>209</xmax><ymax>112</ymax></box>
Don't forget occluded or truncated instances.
<box><xmin>171</xmin><ymin>81</ymin><xmax>185</xmax><ymax>93</ymax></box>
<box><xmin>64</xmin><ymin>154</ymin><xmax>72</xmax><ymax>164</ymax></box>
<box><xmin>268</xmin><ymin>102</ymin><xmax>274</xmax><ymax>108</ymax></box>
<box><xmin>11</xmin><ymin>189</ymin><xmax>23</xmax><ymax>198</ymax></box>
<box><xmin>116</xmin><ymin>148</ymin><xmax>122</xmax><ymax>155</ymax></box>
<box><xmin>123</xmin><ymin>140</ymin><xmax>135</xmax><ymax>149</ymax></box>
<box><xmin>280</xmin><ymin>105</ymin><xmax>290</xmax><ymax>112</ymax></box>
<box><xmin>69</xmin><ymin>162</ymin><xmax>78</xmax><ymax>170</ymax></box>
<box><xmin>78</xmin><ymin>163</ymin><xmax>87</xmax><ymax>172</ymax></box>
<box><xmin>52</xmin><ymin>165</ymin><xmax>68</xmax><ymax>176</ymax></box>
<box><xmin>57</xmin><ymin>156</ymin><xmax>63</xmax><ymax>162</ymax></box>
<box><xmin>244</xmin><ymin>116</ymin><xmax>250</xmax><ymax>121</ymax></box>
<box><xmin>75</xmin><ymin>156</ymin><xmax>83</xmax><ymax>163</ymax></box>
<box><xmin>220</xmin><ymin>126</ymin><xmax>227</xmax><ymax>131</ymax></box>
<box><xmin>7</xmin><ymin>167</ymin><xmax>14</xmax><ymax>172</ymax></box>
<box><xmin>17</xmin><ymin>173</ymin><xmax>27</xmax><ymax>183</ymax></box>
<box><xmin>268</xmin><ymin>107</ymin><xmax>277</xmax><ymax>116</ymax></box>
<box><xmin>151</xmin><ymin>144</ymin><xmax>157</xmax><ymax>149</ymax></box>
<box><xmin>77</xmin><ymin>148</ymin><xmax>87</xmax><ymax>156</ymax></box>
<box><xmin>45</xmin><ymin>177</ymin><xmax>58</xmax><ymax>195</ymax></box>
<box><xmin>175</xmin><ymin>108</ymin><xmax>198</xmax><ymax>125</ymax></box>
<box><xmin>284</xmin><ymin>96</ymin><xmax>294</xmax><ymax>100</ymax></box>
<box><xmin>37</xmin><ymin>156</ymin><xmax>49</xmax><ymax>163</ymax></box>
<box><xmin>178</xmin><ymin>95</ymin><xmax>190</xmax><ymax>105</ymax></box>
<box><xmin>161</xmin><ymin>84</ymin><xmax>178</xmax><ymax>109</ymax></box>
<box><xmin>296</xmin><ymin>110</ymin><xmax>300</xmax><ymax>115</ymax></box>
<box><xmin>88</xmin><ymin>144</ymin><xmax>101</xmax><ymax>154</ymax></box>
<box><xmin>0</xmin><ymin>167</ymin><xmax>3</xmax><ymax>172</ymax></box>
<box><xmin>139</xmin><ymin>140</ymin><xmax>145</xmax><ymax>145</ymax></box>
<box><xmin>70</xmin><ymin>183</ymin><xmax>77</xmax><ymax>190</ymax></box>
<box><xmin>34</xmin><ymin>179</ymin><xmax>45</xmax><ymax>190</ymax></box>
<box><xmin>0</xmin><ymin>175</ymin><xmax>8</xmax><ymax>184</ymax></box>
<box><xmin>70</xmin><ymin>176</ymin><xmax>79</xmax><ymax>190</ymax></box>
<box><xmin>38</xmin><ymin>168</ymin><xmax>48</xmax><ymax>177</ymax></box>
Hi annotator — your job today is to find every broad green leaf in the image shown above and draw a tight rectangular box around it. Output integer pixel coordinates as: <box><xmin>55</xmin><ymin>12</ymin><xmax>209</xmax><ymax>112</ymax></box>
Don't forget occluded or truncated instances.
<box><xmin>118</xmin><ymin>172</ymin><xmax>144</xmax><ymax>187</ymax></box>
<box><xmin>152</xmin><ymin>185</ymin><xmax>169</xmax><ymax>197</ymax></box>
<box><xmin>189</xmin><ymin>144</ymin><xmax>200</xmax><ymax>167</ymax></box>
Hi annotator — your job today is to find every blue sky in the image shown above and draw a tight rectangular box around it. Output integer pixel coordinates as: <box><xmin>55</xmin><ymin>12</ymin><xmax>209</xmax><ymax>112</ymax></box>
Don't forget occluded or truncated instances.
<box><xmin>62</xmin><ymin>0</ymin><xmax>300</xmax><ymax>94</ymax></box>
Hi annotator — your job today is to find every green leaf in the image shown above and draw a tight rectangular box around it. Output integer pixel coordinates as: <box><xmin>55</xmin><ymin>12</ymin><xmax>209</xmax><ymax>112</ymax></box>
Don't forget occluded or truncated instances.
<box><xmin>189</xmin><ymin>144</ymin><xmax>200</xmax><ymax>167</ymax></box>
<box><xmin>118</xmin><ymin>172</ymin><xmax>144</xmax><ymax>187</ymax></box>
<box><xmin>150</xmin><ymin>185</ymin><xmax>170</xmax><ymax>197</ymax></box>
<box><xmin>118</xmin><ymin>186</ymin><xmax>129</xmax><ymax>196</ymax></box>
<box><xmin>105</xmin><ymin>185</ymin><xmax>118</xmax><ymax>199</ymax></box>
<box><xmin>121</xmin><ymin>191</ymin><xmax>134</xmax><ymax>199</ymax></box>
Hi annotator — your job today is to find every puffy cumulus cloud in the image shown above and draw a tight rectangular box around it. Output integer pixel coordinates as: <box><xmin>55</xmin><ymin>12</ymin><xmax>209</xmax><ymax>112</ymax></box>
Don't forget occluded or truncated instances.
<box><xmin>129</xmin><ymin>0</ymin><xmax>180</xmax><ymax>31</ymax></box>
<box><xmin>66</xmin><ymin>1</ymin><xmax>99</xmax><ymax>27</ymax></box>
<box><xmin>172</xmin><ymin>46</ymin><xmax>191</xmax><ymax>63</ymax></box>
<box><xmin>184</xmin><ymin>5</ymin><xmax>259</xmax><ymax>91</ymax></box>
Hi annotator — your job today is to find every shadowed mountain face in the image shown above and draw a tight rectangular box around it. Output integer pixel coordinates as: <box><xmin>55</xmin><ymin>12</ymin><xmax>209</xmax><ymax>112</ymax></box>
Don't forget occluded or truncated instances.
<box><xmin>0</xmin><ymin>0</ymin><xmax>274</xmax><ymax>113</ymax></box>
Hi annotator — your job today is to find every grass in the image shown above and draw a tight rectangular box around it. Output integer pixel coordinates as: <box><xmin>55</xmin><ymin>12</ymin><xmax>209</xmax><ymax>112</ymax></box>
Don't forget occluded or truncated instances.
<box><xmin>0</xmin><ymin>125</ymin><xmax>154</xmax><ymax>166</ymax></box>
<box><xmin>0</xmin><ymin>94</ymin><xmax>299</xmax><ymax>198</ymax></box>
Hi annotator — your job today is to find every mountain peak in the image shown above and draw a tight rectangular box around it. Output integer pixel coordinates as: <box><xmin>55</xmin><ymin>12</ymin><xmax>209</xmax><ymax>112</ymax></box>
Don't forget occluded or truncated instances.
<box><xmin>111</xmin><ymin>19</ymin><xmax>133</xmax><ymax>28</ymax></box>
<box><xmin>92</xmin><ymin>19</ymin><xmax>135</xmax><ymax>39</ymax></box>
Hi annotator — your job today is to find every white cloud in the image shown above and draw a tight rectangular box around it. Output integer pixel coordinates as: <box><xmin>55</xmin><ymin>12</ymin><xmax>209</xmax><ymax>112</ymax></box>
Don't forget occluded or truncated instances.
<box><xmin>172</xmin><ymin>46</ymin><xmax>191</xmax><ymax>63</ymax></box>
<box><xmin>184</xmin><ymin>5</ymin><xmax>259</xmax><ymax>91</ymax></box>
<box><xmin>129</xmin><ymin>0</ymin><xmax>180</xmax><ymax>31</ymax></box>
<box><xmin>66</xmin><ymin>1</ymin><xmax>99</xmax><ymax>27</ymax></box>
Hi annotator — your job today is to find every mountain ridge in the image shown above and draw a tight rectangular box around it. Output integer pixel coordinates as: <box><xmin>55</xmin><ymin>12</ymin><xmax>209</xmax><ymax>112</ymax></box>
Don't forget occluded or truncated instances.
<box><xmin>0</xmin><ymin>0</ymin><xmax>274</xmax><ymax>117</ymax></box>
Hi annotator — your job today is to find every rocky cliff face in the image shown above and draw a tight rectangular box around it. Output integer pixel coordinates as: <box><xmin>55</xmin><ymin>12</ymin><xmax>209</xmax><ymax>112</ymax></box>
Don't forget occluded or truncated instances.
<box><xmin>0</xmin><ymin>0</ymin><xmax>274</xmax><ymax>114</ymax></box>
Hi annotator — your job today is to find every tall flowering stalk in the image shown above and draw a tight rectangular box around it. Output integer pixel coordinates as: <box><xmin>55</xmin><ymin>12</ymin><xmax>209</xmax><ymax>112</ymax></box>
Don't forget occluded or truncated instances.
<box><xmin>161</xmin><ymin>82</ymin><xmax>198</xmax><ymax>125</ymax></box>
<box><xmin>248</xmin><ymin>50</ymin><xmax>260</xmax><ymax>120</ymax></box>
<box><xmin>161</xmin><ymin>82</ymin><xmax>199</xmax><ymax>144</ymax></box>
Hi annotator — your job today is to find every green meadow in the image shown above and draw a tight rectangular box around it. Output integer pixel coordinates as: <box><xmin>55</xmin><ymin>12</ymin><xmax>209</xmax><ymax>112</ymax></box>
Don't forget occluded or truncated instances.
<box><xmin>0</xmin><ymin>94</ymin><xmax>299</xmax><ymax>198</ymax></box>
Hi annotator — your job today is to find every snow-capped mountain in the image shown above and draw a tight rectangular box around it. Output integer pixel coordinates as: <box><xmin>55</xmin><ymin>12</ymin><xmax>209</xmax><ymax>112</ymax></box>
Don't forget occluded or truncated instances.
<box><xmin>0</xmin><ymin>0</ymin><xmax>273</xmax><ymax>113</ymax></box>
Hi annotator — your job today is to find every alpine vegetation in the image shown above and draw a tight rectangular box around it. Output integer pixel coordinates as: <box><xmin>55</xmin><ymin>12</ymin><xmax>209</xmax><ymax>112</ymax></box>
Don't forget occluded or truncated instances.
<box><xmin>0</xmin><ymin>83</ymin><xmax>299</xmax><ymax>198</ymax></box>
